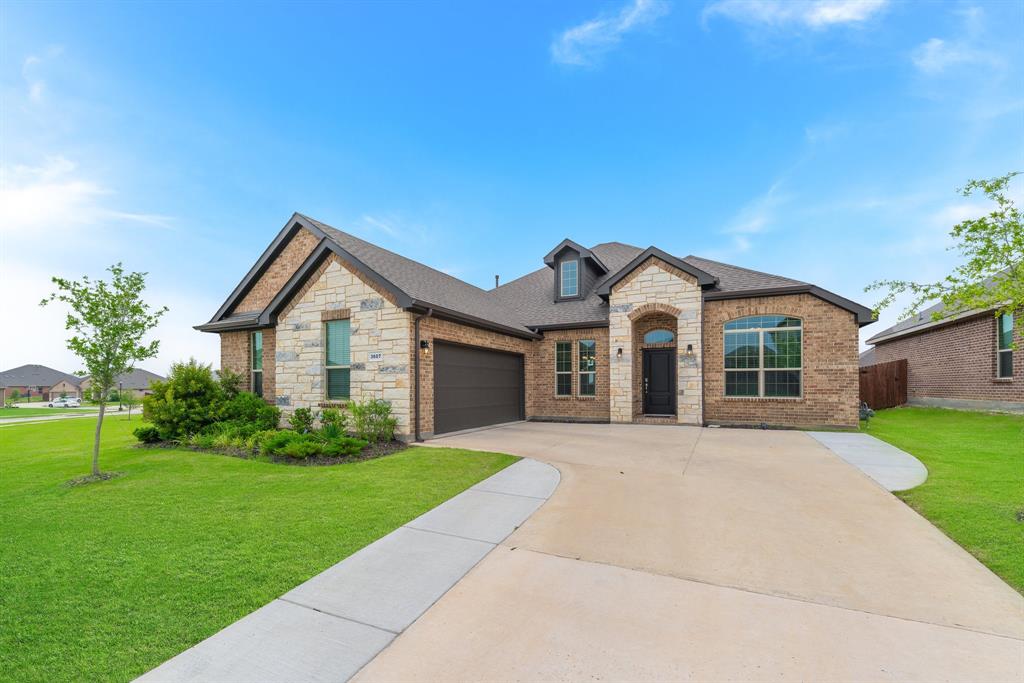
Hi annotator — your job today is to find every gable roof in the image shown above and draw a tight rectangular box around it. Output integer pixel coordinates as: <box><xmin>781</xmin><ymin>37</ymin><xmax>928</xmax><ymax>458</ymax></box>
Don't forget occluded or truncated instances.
<box><xmin>199</xmin><ymin>214</ymin><xmax>874</xmax><ymax>337</ymax></box>
<box><xmin>543</xmin><ymin>239</ymin><xmax>609</xmax><ymax>273</ymax></box>
<box><xmin>81</xmin><ymin>368</ymin><xmax>165</xmax><ymax>390</ymax></box>
<box><xmin>0</xmin><ymin>364</ymin><xmax>82</xmax><ymax>388</ymax></box>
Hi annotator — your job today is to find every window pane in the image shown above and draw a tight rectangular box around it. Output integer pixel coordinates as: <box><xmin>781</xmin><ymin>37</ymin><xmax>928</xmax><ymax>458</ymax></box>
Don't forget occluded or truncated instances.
<box><xmin>998</xmin><ymin>350</ymin><xmax>1013</xmax><ymax>378</ymax></box>
<box><xmin>643</xmin><ymin>329</ymin><xmax>674</xmax><ymax>344</ymax></box>
<box><xmin>252</xmin><ymin>370</ymin><xmax>263</xmax><ymax>398</ymax></box>
<box><xmin>556</xmin><ymin>373</ymin><xmax>572</xmax><ymax>396</ymax></box>
<box><xmin>327</xmin><ymin>368</ymin><xmax>350</xmax><ymax>400</ymax></box>
<box><xmin>560</xmin><ymin>260</ymin><xmax>578</xmax><ymax>297</ymax></box>
<box><xmin>325</xmin><ymin>319</ymin><xmax>351</xmax><ymax>366</ymax></box>
<box><xmin>765</xmin><ymin>370</ymin><xmax>801</xmax><ymax>397</ymax></box>
<box><xmin>556</xmin><ymin>341</ymin><xmax>572</xmax><ymax>372</ymax></box>
<box><xmin>579</xmin><ymin>373</ymin><xmax>596</xmax><ymax>396</ymax></box>
<box><xmin>998</xmin><ymin>314</ymin><xmax>1014</xmax><ymax>350</ymax></box>
<box><xmin>251</xmin><ymin>331</ymin><xmax>263</xmax><ymax>371</ymax></box>
<box><xmin>724</xmin><ymin>315</ymin><xmax>801</xmax><ymax>331</ymax></box>
<box><xmin>725</xmin><ymin>371</ymin><xmax>759</xmax><ymax>396</ymax></box>
<box><xmin>725</xmin><ymin>332</ymin><xmax>760</xmax><ymax>369</ymax></box>
<box><xmin>764</xmin><ymin>330</ymin><xmax>801</xmax><ymax>369</ymax></box>
<box><xmin>578</xmin><ymin>340</ymin><xmax>596</xmax><ymax>372</ymax></box>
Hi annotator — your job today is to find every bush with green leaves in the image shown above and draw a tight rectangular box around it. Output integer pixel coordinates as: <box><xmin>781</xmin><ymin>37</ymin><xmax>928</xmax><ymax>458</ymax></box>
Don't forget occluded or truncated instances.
<box><xmin>223</xmin><ymin>392</ymin><xmax>280</xmax><ymax>431</ymax></box>
<box><xmin>349</xmin><ymin>399</ymin><xmax>397</xmax><ymax>444</ymax></box>
<box><xmin>320</xmin><ymin>407</ymin><xmax>348</xmax><ymax>433</ymax></box>
<box><xmin>289</xmin><ymin>407</ymin><xmax>316</xmax><ymax>433</ymax></box>
<box><xmin>142</xmin><ymin>360</ymin><xmax>224</xmax><ymax>440</ymax></box>
<box><xmin>260</xmin><ymin>428</ymin><xmax>367</xmax><ymax>459</ymax></box>
<box><xmin>132</xmin><ymin>425</ymin><xmax>161</xmax><ymax>443</ymax></box>
<box><xmin>217</xmin><ymin>367</ymin><xmax>245</xmax><ymax>398</ymax></box>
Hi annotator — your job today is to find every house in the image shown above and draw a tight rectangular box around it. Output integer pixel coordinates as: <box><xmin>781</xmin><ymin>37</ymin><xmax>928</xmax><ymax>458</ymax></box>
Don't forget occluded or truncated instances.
<box><xmin>864</xmin><ymin>298</ymin><xmax>1021</xmax><ymax>412</ymax></box>
<box><xmin>858</xmin><ymin>347</ymin><xmax>878</xmax><ymax>367</ymax></box>
<box><xmin>0</xmin><ymin>364</ymin><xmax>83</xmax><ymax>400</ymax></box>
<box><xmin>79</xmin><ymin>368</ymin><xmax>166</xmax><ymax>399</ymax></box>
<box><xmin>197</xmin><ymin>214</ymin><xmax>874</xmax><ymax>439</ymax></box>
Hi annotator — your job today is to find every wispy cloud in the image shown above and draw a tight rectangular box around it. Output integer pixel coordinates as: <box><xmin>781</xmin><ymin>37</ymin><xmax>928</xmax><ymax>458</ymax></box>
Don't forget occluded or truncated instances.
<box><xmin>551</xmin><ymin>0</ymin><xmax>670</xmax><ymax>67</ymax></box>
<box><xmin>703</xmin><ymin>0</ymin><xmax>888</xmax><ymax>31</ymax></box>
<box><xmin>20</xmin><ymin>46</ymin><xmax>63</xmax><ymax>103</ymax></box>
<box><xmin>719</xmin><ymin>180</ymin><xmax>791</xmax><ymax>251</ymax></box>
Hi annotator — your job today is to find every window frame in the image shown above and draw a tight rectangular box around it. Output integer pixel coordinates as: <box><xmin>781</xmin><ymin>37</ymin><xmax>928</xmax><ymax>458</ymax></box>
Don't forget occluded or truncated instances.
<box><xmin>324</xmin><ymin>319</ymin><xmax>352</xmax><ymax>401</ymax></box>
<box><xmin>643</xmin><ymin>329</ymin><xmax>675</xmax><ymax>344</ymax></box>
<box><xmin>560</xmin><ymin>259</ymin><xmax>579</xmax><ymax>298</ymax></box>
<box><xmin>555</xmin><ymin>340</ymin><xmax>572</xmax><ymax>396</ymax></box>
<box><xmin>578</xmin><ymin>339</ymin><xmax>596</xmax><ymax>397</ymax></box>
<box><xmin>997</xmin><ymin>313</ymin><xmax>1014</xmax><ymax>379</ymax></box>
<box><xmin>724</xmin><ymin>316</ymin><xmax>803</xmax><ymax>399</ymax></box>
<box><xmin>250</xmin><ymin>331</ymin><xmax>263</xmax><ymax>398</ymax></box>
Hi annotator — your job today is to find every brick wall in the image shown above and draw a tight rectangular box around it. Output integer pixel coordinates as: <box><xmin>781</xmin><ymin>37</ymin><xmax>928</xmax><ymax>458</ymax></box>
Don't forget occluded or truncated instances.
<box><xmin>233</xmin><ymin>228</ymin><xmax>320</xmax><ymax>314</ymax></box>
<box><xmin>703</xmin><ymin>293</ymin><xmax>860</xmax><ymax>428</ymax></box>
<box><xmin>530</xmin><ymin>327</ymin><xmax>610</xmax><ymax>421</ymax></box>
<box><xmin>872</xmin><ymin>311</ymin><xmax>1022</xmax><ymax>405</ymax></box>
<box><xmin>220</xmin><ymin>330</ymin><xmax>250</xmax><ymax>391</ymax></box>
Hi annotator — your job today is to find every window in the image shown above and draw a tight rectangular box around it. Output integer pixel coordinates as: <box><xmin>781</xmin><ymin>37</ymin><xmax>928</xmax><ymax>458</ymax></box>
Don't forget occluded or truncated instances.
<box><xmin>325</xmin><ymin>319</ymin><xmax>351</xmax><ymax>400</ymax></box>
<box><xmin>724</xmin><ymin>316</ymin><xmax>802</xmax><ymax>397</ymax></box>
<box><xmin>560</xmin><ymin>260</ymin><xmax>579</xmax><ymax>297</ymax></box>
<box><xmin>578</xmin><ymin>340</ymin><xmax>596</xmax><ymax>396</ymax></box>
<box><xmin>997</xmin><ymin>313</ymin><xmax>1013</xmax><ymax>378</ymax></box>
<box><xmin>643</xmin><ymin>329</ymin><xmax>674</xmax><ymax>344</ymax></box>
<box><xmin>556</xmin><ymin>341</ymin><xmax>572</xmax><ymax>396</ymax></box>
<box><xmin>250</xmin><ymin>331</ymin><xmax>263</xmax><ymax>398</ymax></box>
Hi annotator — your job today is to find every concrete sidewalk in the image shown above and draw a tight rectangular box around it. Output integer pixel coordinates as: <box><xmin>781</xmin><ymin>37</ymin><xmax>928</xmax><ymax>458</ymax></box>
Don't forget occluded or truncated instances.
<box><xmin>136</xmin><ymin>458</ymin><xmax>559</xmax><ymax>682</ymax></box>
<box><xmin>809</xmin><ymin>430</ymin><xmax>929</xmax><ymax>490</ymax></box>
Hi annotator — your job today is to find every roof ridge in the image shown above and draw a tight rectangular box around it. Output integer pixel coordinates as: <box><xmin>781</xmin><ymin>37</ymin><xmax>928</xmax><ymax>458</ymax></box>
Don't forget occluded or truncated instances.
<box><xmin>684</xmin><ymin>254</ymin><xmax>808</xmax><ymax>285</ymax></box>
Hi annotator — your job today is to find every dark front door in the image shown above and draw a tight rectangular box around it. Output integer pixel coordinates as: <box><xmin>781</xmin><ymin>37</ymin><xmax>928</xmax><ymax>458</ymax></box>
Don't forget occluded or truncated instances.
<box><xmin>433</xmin><ymin>342</ymin><xmax>525</xmax><ymax>435</ymax></box>
<box><xmin>642</xmin><ymin>348</ymin><xmax>676</xmax><ymax>415</ymax></box>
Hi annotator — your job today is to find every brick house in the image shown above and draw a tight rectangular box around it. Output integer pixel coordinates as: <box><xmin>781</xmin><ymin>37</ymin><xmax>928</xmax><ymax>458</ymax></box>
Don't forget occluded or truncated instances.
<box><xmin>0</xmin><ymin>364</ymin><xmax>83</xmax><ymax>400</ymax></box>
<box><xmin>198</xmin><ymin>214</ymin><xmax>873</xmax><ymax>439</ymax></box>
<box><xmin>865</xmin><ymin>300</ymin><xmax>1022</xmax><ymax>412</ymax></box>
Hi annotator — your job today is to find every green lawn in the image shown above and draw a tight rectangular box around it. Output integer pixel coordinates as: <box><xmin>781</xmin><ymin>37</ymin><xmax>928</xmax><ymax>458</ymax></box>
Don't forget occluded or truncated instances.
<box><xmin>863</xmin><ymin>407</ymin><xmax>1024</xmax><ymax>593</ymax></box>
<box><xmin>0</xmin><ymin>407</ymin><xmax>95</xmax><ymax>418</ymax></box>
<box><xmin>0</xmin><ymin>416</ymin><xmax>517</xmax><ymax>682</ymax></box>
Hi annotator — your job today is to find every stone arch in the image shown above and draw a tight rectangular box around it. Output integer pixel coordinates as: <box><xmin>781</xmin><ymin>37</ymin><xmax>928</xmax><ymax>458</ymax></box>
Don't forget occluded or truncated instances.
<box><xmin>628</xmin><ymin>302</ymin><xmax>682</xmax><ymax>321</ymax></box>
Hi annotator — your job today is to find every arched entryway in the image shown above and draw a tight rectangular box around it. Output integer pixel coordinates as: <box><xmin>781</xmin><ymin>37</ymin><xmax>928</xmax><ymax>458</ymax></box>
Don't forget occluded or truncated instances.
<box><xmin>629</xmin><ymin>304</ymin><xmax>680</xmax><ymax>419</ymax></box>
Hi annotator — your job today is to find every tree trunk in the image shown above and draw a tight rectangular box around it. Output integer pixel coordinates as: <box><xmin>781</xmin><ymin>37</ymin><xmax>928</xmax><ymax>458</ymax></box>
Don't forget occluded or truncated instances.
<box><xmin>92</xmin><ymin>401</ymin><xmax>105</xmax><ymax>476</ymax></box>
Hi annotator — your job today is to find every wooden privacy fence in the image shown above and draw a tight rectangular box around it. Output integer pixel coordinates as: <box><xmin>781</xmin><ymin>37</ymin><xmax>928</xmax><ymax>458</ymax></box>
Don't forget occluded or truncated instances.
<box><xmin>859</xmin><ymin>359</ymin><xmax>907</xmax><ymax>410</ymax></box>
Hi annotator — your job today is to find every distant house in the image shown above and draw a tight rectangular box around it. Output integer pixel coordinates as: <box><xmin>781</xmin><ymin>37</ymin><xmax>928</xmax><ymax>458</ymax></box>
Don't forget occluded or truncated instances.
<box><xmin>79</xmin><ymin>368</ymin><xmax>165</xmax><ymax>399</ymax></box>
<box><xmin>0</xmin><ymin>364</ymin><xmax>84</xmax><ymax>401</ymax></box>
<box><xmin>858</xmin><ymin>347</ymin><xmax>877</xmax><ymax>367</ymax></box>
<box><xmin>864</xmin><ymin>300</ymin><xmax>1021</xmax><ymax>412</ymax></box>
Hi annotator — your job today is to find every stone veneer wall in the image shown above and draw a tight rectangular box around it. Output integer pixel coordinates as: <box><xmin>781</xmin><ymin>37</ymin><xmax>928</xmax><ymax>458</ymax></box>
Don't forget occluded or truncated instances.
<box><xmin>608</xmin><ymin>257</ymin><xmax>702</xmax><ymax>425</ymax></box>
<box><xmin>703</xmin><ymin>293</ymin><xmax>859</xmax><ymax>428</ymax></box>
<box><xmin>274</xmin><ymin>256</ymin><xmax>413</xmax><ymax>438</ymax></box>
<box><xmin>530</xmin><ymin>327</ymin><xmax>610</xmax><ymax>421</ymax></box>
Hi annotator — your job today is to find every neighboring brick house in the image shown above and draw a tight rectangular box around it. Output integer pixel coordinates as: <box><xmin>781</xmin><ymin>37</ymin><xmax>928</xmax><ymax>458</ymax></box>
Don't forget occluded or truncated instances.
<box><xmin>79</xmin><ymin>368</ymin><xmax>166</xmax><ymax>399</ymax></box>
<box><xmin>865</xmin><ymin>301</ymin><xmax>1022</xmax><ymax>412</ymax></box>
<box><xmin>197</xmin><ymin>214</ymin><xmax>874</xmax><ymax>439</ymax></box>
<box><xmin>0</xmin><ymin>364</ymin><xmax>83</xmax><ymax>400</ymax></box>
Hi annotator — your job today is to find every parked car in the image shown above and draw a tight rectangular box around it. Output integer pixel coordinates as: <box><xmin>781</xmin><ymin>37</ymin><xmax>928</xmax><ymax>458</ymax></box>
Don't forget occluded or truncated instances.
<box><xmin>48</xmin><ymin>397</ymin><xmax>81</xmax><ymax>408</ymax></box>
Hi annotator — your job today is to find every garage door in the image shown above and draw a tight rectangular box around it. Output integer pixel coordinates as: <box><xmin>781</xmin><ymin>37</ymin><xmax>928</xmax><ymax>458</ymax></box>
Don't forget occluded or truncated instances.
<box><xmin>433</xmin><ymin>341</ymin><xmax>524</xmax><ymax>435</ymax></box>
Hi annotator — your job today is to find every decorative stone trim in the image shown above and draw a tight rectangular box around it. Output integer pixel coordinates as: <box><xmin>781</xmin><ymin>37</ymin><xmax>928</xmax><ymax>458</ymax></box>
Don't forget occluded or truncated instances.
<box><xmin>628</xmin><ymin>302</ymin><xmax>682</xmax><ymax>321</ymax></box>
<box><xmin>321</xmin><ymin>308</ymin><xmax>351</xmax><ymax>321</ymax></box>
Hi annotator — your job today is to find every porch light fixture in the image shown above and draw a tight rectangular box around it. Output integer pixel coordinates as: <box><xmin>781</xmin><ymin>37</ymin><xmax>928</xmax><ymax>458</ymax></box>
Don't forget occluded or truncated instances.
<box><xmin>685</xmin><ymin>344</ymin><xmax>694</xmax><ymax>358</ymax></box>
<box><xmin>616</xmin><ymin>347</ymin><xmax>623</xmax><ymax>359</ymax></box>
<box><xmin>419</xmin><ymin>340</ymin><xmax>430</xmax><ymax>353</ymax></box>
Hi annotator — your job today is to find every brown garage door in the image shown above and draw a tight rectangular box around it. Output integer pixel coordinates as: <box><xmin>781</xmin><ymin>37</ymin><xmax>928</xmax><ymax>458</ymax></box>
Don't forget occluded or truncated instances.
<box><xmin>433</xmin><ymin>341</ymin><xmax>524</xmax><ymax>435</ymax></box>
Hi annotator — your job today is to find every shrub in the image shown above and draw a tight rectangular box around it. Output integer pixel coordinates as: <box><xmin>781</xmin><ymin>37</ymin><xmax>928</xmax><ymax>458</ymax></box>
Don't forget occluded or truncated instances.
<box><xmin>280</xmin><ymin>438</ymin><xmax>321</xmax><ymax>459</ymax></box>
<box><xmin>246</xmin><ymin>429</ymin><xmax>278</xmax><ymax>451</ymax></box>
<box><xmin>223</xmin><ymin>392</ymin><xmax>280</xmax><ymax>431</ymax></box>
<box><xmin>217</xmin><ymin>367</ymin><xmax>245</xmax><ymax>399</ymax></box>
<box><xmin>320</xmin><ymin>407</ymin><xmax>349</xmax><ymax>433</ymax></box>
<box><xmin>321</xmin><ymin>436</ymin><xmax>367</xmax><ymax>457</ymax></box>
<box><xmin>289</xmin><ymin>407</ymin><xmax>316</xmax><ymax>434</ymax></box>
<box><xmin>186</xmin><ymin>432</ymin><xmax>217</xmax><ymax>450</ymax></box>
<box><xmin>261</xmin><ymin>430</ymin><xmax>303</xmax><ymax>455</ymax></box>
<box><xmin>350</xmin><ymin>399</ymin><xmax>397</xmax><ymax>444</ymax></box>
<box><xmin>133</xmin><ymin>425</ymin><xmax>161</xmax><ymax>443</ymax></box>
<box><xmin>143</xmin><ymin>359</ymin><xmax>225</xmax><ymax>440</ymax></box>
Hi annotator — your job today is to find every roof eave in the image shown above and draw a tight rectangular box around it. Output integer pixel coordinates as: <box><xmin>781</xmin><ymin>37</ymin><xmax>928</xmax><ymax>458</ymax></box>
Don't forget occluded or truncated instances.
<box><xmin>408</xmin><ymin>301</ymin><xmax>541</xmax><ymax>340</ymax></box>
<box><xmin>596</xmin><ymin>247</ymin><xmax>719</xmax><ymax>298</ymax></box>
<box><xmin>866</xmin><ymin>307</ymin><xmax>996</xmax><ymax>344</ymax></box>
<box><xmin>704</xmin><ymin>285</ymin><xmax>875</xmax><ymax>326</ymax></box>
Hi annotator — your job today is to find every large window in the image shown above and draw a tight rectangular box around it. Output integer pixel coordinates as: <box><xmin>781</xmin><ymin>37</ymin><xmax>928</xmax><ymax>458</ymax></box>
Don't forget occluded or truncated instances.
<box><xmin>560</xmin><ymin>260</ymin><xmax>579</xmax><ymax>297</ymax></box>
<box><xmin>556</xmin><ymin>341</ymin><xmax>572</xmax><ymax>396</ymax></box>
<box><xmin>250</xmin><ymin>331</ymin><xmax>263</xmax><ymax>398</ymax></box>
<box><xmin>724</xmin><ymin>316</ymin><xmax>802</xmax><ymax>398</ymax></box>
<box><xmin>325</xmin><ymin>319</ymin><xmax>351</xmax><ymax>400</ymax></box>
<box><xmin>578</xmin><ymin>340</ymin><xmax>596</xmax><ymax>396</ymax></box>
<box><xmin>997</xmin><ymin>313</ymin><xmax>1014</xmax><ymax>378</ymax></box>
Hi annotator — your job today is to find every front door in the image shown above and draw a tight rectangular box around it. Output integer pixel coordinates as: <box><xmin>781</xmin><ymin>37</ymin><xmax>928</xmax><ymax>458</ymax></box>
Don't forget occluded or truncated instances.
<box><xmin>642</xmin><ymin>348</ymin><xmax>676</xmax><ymax>415</ymax></box>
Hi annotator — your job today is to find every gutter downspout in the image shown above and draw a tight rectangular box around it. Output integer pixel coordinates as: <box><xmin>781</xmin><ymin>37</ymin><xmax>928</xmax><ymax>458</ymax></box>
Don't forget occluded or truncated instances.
<box><xmin>413</xmin><ymin>308</ymin><xmax>433</xmax><ymax>442</ymax></box>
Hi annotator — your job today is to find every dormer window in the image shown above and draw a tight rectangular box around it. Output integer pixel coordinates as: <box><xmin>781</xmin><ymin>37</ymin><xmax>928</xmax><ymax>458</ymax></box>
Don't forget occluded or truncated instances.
<box><xmin>560</xmin><ymin>260</ymin><xmax>579</xmax><ymax>297</ymax></box>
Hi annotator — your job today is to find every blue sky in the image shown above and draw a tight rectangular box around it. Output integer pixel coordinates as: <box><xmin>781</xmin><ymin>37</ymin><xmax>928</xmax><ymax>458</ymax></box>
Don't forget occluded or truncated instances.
<box><xmin>2</xmin><ymin>0</ymin><xmax>1022</xmax><ymax>373</ymax></box>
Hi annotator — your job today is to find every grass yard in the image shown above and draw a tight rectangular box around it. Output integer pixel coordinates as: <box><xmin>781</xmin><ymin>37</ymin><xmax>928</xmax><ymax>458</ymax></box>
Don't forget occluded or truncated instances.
<box><xmin>0</xmin><ymin>415</ymin><xmax>517</xmax><ymax>682</ymax></box>
<box><xmin>863</xmin><ymin>407</ymin><xmax>1024</xmax><ymax>593</ymax></box>
<box><xmin>0</xmin><ymin>407</ymin><xmax>96</xmax><ymax>418</ymax></box>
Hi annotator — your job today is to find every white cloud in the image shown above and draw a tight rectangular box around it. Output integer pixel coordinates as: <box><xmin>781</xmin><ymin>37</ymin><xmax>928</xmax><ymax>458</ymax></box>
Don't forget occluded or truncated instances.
<box><xmin>911</xmin><ymin>37</ymin><xmax>998</xmax><ymax>75</ymax></box>
<box><xmin>703</xmin><ymin>0</ymin><xmax>888</xmax><ymax>30</ymax></box>
<box><xmin>551</xmin><ymin>0</ymin><xmax>670</xmax><ymax>67</ymax></box>
<box><xmin>722</xmin><ymin>179</ymin><xmax>788</xmax><ymax>236</ymax></box>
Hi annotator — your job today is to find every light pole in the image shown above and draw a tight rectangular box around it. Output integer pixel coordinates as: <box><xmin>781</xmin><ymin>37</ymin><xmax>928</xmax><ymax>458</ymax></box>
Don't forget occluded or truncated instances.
<box><xmin>118</xmin><ymin>382</ymin><xmax>123</xmax><ymax>411</ymax></box>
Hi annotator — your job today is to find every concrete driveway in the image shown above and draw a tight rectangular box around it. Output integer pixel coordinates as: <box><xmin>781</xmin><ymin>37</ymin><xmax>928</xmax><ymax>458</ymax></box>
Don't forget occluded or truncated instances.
<box><xmin>356</xmin><ymin>422</ymin><xmax>1023</xmax><ymax>682</ymax></box>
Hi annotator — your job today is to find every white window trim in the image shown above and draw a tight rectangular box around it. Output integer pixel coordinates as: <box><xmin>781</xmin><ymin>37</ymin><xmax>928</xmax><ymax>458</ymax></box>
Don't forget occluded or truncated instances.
<box><xmin>251</xmin><ymin>331</ymin><xmax>263</xmax><ymax>397</ymax></box>
<box><xmin>560</xmin><ymin>260</ymin><xmax>579</xmax><ymax>298</ymax></box>
<box><xmin>578</xmin><ymin>339</ymin><xmax>596</xmax><ymax>397</ymax></box>
<box><xmin>555</xmin><ymin>340</ymin><xmax>573</xmax><ymax>396</ymax></box>
<box><xmin>324</xmin><ymin>320</ymin><xmax>352</xmax><ymax>400</ymax></box>
<box><xmin>996</xmin><ymin>313</ymin><xmax>1013</xmax><ymax>379</ymax></box>
<box><xmin>724</xmin><ymin>319</ymin><xmax>803</xmax><ymax>398</ymax></box>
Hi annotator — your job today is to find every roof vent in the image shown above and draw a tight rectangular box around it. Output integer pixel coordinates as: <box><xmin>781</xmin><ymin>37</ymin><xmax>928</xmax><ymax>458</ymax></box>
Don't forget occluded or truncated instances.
<box><xmin>495</xmin><ymin>275</ymin><xmax>500</xmax><ymax>288</ymax></box>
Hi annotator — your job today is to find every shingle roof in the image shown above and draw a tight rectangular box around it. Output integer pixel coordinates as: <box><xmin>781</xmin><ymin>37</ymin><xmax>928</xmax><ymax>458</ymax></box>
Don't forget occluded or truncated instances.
<box><xmin>82</xmin><ymin>368</ymin><xmax>165</xmax><ymax>390</ymax></box>
<box><xmin>0</xmin><ymin>364</ymin><xmax>82</xmax><ymax>388</ymax></box>
<box><xmin>859</xmin><ymin>347</ymin><xmax>877</xmax><ymax>367</ymax></box>
<box><xmin>684</xmin><ymin>255</ymin><xmax>807</xmax><ymax>295</ymax></box>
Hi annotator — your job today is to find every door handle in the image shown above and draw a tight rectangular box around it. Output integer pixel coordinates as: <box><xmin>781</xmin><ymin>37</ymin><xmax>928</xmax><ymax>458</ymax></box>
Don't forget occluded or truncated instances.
<box><xmin>644</xmin><ymin>378</ymin><xmax>649</xmax><ymax>394</ymax></box>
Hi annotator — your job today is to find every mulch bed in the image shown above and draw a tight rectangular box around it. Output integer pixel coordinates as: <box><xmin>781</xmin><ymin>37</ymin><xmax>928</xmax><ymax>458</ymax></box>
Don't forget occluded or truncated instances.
<box><xmin>138</xmin><ymin>439</ymin><xmax>408</xmax><ymax>466</ymax></box>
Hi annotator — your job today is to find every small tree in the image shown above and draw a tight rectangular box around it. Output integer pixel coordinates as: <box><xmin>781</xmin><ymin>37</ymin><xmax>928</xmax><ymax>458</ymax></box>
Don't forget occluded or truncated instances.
<box><xmin>41</xmin><ymin>264</ymin><xmax>167</xmax><ymax>478</ymax></box>
<box><xmin>868</xmin><ymin>172</ymin><xmax>1023</xmax><ymax>337</ymax></box>
<box><xmin>123</xmin><ymin>393</ymin><xmax>139</xmax><ymax>420</ymax></box>
<box><xmin>9</xmin><ymin>389</ymin><xmax>20</xmax><ymax>403</ymax></box>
